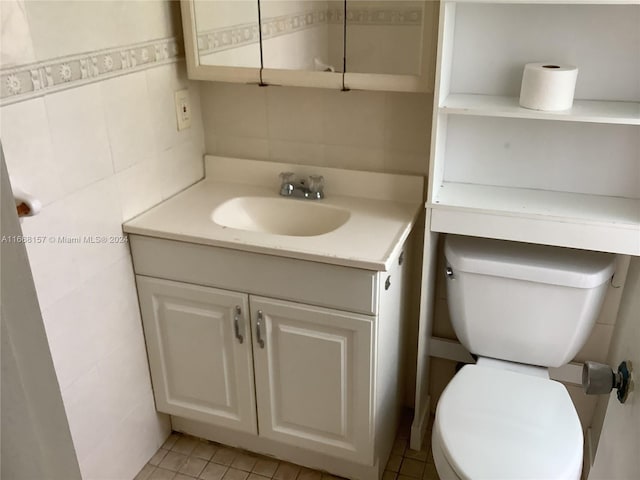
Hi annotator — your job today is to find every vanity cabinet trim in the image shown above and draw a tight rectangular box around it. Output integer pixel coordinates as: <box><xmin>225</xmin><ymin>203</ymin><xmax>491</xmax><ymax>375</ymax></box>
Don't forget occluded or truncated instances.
<box><xmin>129</xmin><ymin>235</ymin><xmax>379</xmax><ymax>315</ymax></box>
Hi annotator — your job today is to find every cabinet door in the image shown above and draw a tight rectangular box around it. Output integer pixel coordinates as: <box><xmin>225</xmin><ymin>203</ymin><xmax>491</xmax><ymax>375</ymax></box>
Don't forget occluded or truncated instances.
<box><xmin>250</xmin><ymin>296</ymin><xmax>374</xmax><ymax>464</ymax></box>
<box><xmin>137</xmin><ymin>276</ymin><xmax>257</xmax><ymax>434</ymax></box>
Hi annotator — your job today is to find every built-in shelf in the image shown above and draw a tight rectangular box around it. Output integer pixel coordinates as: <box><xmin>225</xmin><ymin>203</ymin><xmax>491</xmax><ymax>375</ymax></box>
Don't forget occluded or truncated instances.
<box><xmin>432</xmin><ymin>182</ymin><xmax>640</xmax><ymax>226</ymax></box>
<box><xmin>429</xmin><ymin>182</ymin><xmax>640</xmax><ymax>254</ymax></box>
<box><xmin>440</xmin><ymin>94</ymin><xmax>640</xmax><ymax>125</ymax></box>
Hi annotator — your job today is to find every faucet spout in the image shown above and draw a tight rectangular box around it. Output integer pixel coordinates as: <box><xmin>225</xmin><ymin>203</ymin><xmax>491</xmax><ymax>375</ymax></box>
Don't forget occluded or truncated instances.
<box><xmin>279</xmin><ymin>172</ymin><xmax>324</xmax><ymax>200</ymax></box>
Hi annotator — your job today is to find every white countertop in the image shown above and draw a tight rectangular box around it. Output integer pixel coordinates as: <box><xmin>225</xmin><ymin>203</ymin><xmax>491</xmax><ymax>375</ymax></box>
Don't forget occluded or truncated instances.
<box><xmin>123</xmin><ymin>156</ymin><xmax>424</xmax><ymax>271</ymax></box>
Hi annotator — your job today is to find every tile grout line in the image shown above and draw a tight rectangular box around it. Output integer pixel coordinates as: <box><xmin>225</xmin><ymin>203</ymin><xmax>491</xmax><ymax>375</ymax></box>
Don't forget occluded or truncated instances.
<box><xmin>135</xmin><ymin>412</ymin><xmax>439</xmax><ymax>480</ymax></box>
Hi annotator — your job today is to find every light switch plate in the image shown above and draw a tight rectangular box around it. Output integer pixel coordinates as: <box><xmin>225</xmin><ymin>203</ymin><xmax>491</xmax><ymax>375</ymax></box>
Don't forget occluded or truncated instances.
<box><xmin>174</xmin><ymin>89</ymin><xmax>192</xmax><ymax>131</ymax></box>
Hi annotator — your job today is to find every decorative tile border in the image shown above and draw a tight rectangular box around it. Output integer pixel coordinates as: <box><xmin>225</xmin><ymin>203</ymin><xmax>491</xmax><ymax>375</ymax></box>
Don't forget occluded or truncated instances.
<box><xmin>0</xmin><ymin>37</ymin><xmax>181</xmax><ymax>107</ymax></box>
<box><xmin>197</xmin><ymin>22</ymin><xmax>260</xmax><ymax>56</ymax></box>
<box><xmin>262</xmin><ymin>9</ymin><xmax>328</xmax><ymax>40</ymax></box>
<box><xmin>197</xmin><ymin>8</ymin><xmax>328</xmax><ymax>56</ymax></box>
<box><xmin>196</xmin><ymin>5</ymin><xmax>422</xmax><ymax>56</ymax></box>
<box><xmin>344</xmin><ymin>6</ymin><xmax>423</xmax><ymax>26</ymax></box>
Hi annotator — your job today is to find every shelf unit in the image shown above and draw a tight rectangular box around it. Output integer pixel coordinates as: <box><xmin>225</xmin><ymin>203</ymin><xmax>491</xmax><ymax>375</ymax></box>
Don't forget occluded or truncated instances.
<box><xmin>426</xmin><ymin>0</ymin><xmax>640</xmax><ymax>255</ymax></box>
<box><xmin>412</xmin><ymin>0</ymin><xmax>639</xmax><ymax>452</ymax></box>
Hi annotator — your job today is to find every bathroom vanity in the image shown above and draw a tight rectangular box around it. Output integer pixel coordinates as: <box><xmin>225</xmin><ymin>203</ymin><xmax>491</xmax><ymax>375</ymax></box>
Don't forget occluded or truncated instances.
<box><xmin>123</xmin><ymin>156</ymin><xmax>423</xmax><ymax>479</ymax></box>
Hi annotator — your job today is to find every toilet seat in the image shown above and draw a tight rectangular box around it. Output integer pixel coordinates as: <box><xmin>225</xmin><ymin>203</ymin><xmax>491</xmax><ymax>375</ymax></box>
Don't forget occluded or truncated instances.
<box><xmin>434</xmin><ymin>364</ymin><xmax>583</xmax><ymax>480</ymax></box>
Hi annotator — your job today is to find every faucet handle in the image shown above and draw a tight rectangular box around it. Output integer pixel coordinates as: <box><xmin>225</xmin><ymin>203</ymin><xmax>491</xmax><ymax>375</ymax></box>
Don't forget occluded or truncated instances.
<box><xmin>279</xmin><ymin>171</ymin><xmax>295</xmax><ymax>196</ymax></box>
<box><xmin>279</xmin><ymin>171</ymin><xmax>295</xmax><ymax>184</ymax></box>
<box><xmin>308</xmin><ymin>175</ymin><xmax>325</xmax><ymax>198</ymax></box>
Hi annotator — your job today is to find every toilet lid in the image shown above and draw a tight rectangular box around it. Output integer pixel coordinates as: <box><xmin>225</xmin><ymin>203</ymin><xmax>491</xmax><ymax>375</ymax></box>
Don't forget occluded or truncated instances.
<box><xmin>435</xmin><ymin>364</ymin><xmax>583</xmax><ymax>480</ymax></box>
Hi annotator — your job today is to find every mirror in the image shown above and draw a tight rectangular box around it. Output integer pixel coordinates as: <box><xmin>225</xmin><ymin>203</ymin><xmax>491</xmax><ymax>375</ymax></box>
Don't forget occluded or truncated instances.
<box><xmin>260</xmin><ymin>0</ymin><xmax>344</xmax><ymax>73</ymax></box>
<box><xmin>345</xmin><ymin>0</ymin><xmax>431</xmax><ymax>76</ymax></box>
<box><xmin>193</xmin><ymin>0</ymin><xmax>261</xmax><ymax>68</ymax></box>
<box><xmin>182</xmin><ymin>0</ymin><xmax>434</xmax><ymax>91</ymax></box>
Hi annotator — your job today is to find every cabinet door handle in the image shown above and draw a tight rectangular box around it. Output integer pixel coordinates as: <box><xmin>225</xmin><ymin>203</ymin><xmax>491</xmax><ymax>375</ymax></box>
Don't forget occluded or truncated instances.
<box><xmin>233</xmin><ymin>305</ymin><xmax>244</xmax><ymax>344</ymax></box>
<box><xmin>256</xmin><ymin>310</ymin><xmax>265</xmax><ymax>349</ymax></box>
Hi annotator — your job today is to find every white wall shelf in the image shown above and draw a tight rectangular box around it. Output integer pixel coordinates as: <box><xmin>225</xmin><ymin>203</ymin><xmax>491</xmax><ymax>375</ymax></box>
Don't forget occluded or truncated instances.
<box><xmin>430</xmin><ymin>183</ymin><xmax>640</xmax><ymax>255</ymax></box>
<box><xmin>432</xmin><ymin>183</ymin><xmax>640</xmax><ymax>228</ymax></box>
<box><xmin>441</xmin><ymin>95</ymin><xmax>640</xmax><ymax>125</ymax></box>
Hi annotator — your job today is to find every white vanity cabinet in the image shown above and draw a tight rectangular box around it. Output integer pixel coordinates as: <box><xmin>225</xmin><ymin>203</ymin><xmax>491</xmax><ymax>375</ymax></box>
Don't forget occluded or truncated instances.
<box><xmin>130</xmin><ymin>233</ymin><xmax>411</xmax><ymax>476</ymax></box>
<box><xmin>250</xmin><ymin>296</ymin><xmax>374</xmax><ymax>464</ymax></box>
<box><xmin>136</xmin><ymin>277</ymin><xmax>258</xmax><ymax>434</ymax></box>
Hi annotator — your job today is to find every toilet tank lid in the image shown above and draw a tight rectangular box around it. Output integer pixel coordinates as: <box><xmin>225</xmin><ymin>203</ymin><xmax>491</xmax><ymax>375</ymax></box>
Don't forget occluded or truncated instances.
<box><xmin>445</xmin><ymin>235</ymin><xmax>615</xmax><ymax>288</ymax></box>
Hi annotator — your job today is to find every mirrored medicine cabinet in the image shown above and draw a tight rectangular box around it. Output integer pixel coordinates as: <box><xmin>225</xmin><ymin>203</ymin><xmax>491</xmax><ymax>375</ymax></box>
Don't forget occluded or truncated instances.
<box><xmin>180</xmin><ymin>0</ymin><xmax>438</xmax><ymax>92</ymax></box>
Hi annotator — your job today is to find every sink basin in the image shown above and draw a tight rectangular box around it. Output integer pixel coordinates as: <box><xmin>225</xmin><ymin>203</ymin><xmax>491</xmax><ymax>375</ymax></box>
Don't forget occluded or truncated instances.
<box><xmin>211</xmin><ymin>196</ymin><xmax>350</xmax><ymax>237</ymax></box>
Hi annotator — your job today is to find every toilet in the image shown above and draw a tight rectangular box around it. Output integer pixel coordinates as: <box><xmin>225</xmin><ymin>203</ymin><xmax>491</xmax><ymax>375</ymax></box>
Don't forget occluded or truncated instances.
<box><xmin>432</xmin><ymin>235</ymin><xmax>616</xmax><ymax>480</ymax></box>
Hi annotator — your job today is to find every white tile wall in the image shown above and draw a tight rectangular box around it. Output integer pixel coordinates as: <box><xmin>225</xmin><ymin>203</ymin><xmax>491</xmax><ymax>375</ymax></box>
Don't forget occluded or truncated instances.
<box><xmin>82</xmin><ymin>394</ymin><xmax>171</xmax><ymax>480</ymax></box>
<box><xmin>1</xmin><ymin>57</ymin><xmax>205</xmax><ymax>480</ymax></box>
<box><xmin>0</xmin><ymin>0</ymin><xmax>36</xmax><ymax>67</ymax></box>
<box><xmin>0</xmin><ymin>98</ymin><xmax>62</xmax><ymax>204</ymax></box>
<box><xmin>21</xmin><ymin>0</ymin><xmax>178</xmax><ymax>63</ymax></box>
<box><xmin>267</xmin><ymin>86</ymin><xmax>325</xmax><ymax>144</ymax></box>
<box><xmin>147</xmin><ymin>64</ymin><xmax>205</xmax><ymax>154</ymax></box>
<box><xmin>45</xmin><ymin>84</ymin><xmax>114</xmax><ymax>195</ymax></box>
<box><xmin>101</xmin><ymin>72</ymin><xmax>157</xmax><ymax>173</ymax></box>
<box><xmin>201</xmin><ymin>82</ymin><xmax>432</xmax><ymax>176</ymax></box>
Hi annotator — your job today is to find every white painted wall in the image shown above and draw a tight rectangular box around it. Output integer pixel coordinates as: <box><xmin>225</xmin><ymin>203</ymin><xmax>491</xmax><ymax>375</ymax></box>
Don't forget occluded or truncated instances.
<box><xmin>588</xmin><ymin>256</ymin><xmax>640</xmax><ymax>479</ymax></box>
<box><xmin>0</xmin><ymin>0</ymin><xmax>179</xmax><ymax>67</ymax></box>
<box><xmin>0</xmin><ymin>1</ymin><xmax>206</xmax><ymax>478</ymax></box>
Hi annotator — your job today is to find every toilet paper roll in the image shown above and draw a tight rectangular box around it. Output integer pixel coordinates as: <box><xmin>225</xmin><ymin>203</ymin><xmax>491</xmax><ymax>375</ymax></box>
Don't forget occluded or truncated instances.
<box><xmin>519</xmin><ymin>63</ymin><xmax>578</xmax><ymax>111</ymax></box>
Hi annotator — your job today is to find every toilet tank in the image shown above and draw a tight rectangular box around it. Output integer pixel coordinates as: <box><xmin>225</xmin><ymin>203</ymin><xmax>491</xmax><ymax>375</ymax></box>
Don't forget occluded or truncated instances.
<box><xmin>444</xmin><ymin>235</ymin><xmax>615</xmax><ymax>368</ymax></box>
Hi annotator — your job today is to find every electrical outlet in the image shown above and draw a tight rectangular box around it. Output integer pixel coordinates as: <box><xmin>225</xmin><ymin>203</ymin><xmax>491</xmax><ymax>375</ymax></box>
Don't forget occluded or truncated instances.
<box><xmin>174</xmin><ymin>89</ymin><xmax>192</xmax><ymax>131</ymax></box>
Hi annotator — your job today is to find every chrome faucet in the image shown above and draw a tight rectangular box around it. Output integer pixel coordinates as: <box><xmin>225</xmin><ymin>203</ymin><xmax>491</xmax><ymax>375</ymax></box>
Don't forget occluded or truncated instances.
<box><xmin>279</xmin><ymin>172</ymin><xmax>325</xmax><ymax>200</ymax></box>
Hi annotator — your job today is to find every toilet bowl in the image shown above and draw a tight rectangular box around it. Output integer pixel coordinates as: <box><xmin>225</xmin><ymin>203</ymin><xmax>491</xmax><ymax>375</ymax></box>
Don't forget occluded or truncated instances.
<box><xmin>433</xmin><ymin>235</ymin><xmax>615</xmax><ymax>480</ymax></box>
<box><xmin>432</xmin><ymin>360</ymin><xmax>583</xmax><ymax>480</ymax></box>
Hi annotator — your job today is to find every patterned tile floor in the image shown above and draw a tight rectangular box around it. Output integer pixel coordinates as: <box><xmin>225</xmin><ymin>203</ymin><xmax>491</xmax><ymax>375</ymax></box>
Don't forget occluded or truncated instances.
<box><xmin>134</xmin><ymin>413</ymin><xmax>439</xmax><ymax>480</ymax></box>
